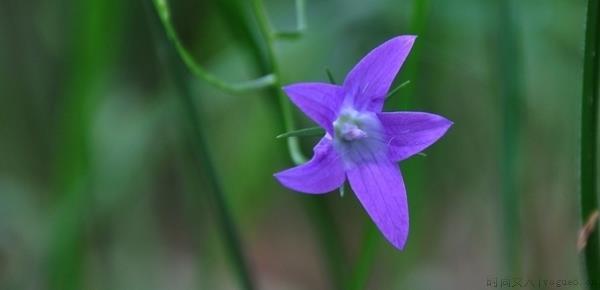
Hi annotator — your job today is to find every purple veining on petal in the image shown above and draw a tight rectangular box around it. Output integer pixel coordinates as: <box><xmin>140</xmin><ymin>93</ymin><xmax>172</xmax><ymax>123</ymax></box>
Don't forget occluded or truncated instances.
<box><xmin>343</xmin><ymin>35</ymin><xmax>416</xmax><ymax>112</ymax></box>
<box><xmin>378</xmin><ymin>112</ymin><xmax>453</xmax><ymax>161</ymax></box>
<box><xmin>346</xmin><ymin>151</ymin><xmax>409</xmax><ymax>250</ymax></box>
<box><xmin>332</xmin><ymin>107</ymin><xmax>387</xmax><ymax>168</ymax></box>
<box><xmin>274</xmin><ymin>136</ymin><xmax>346</xmax><ymax>194</ymax></box>
<box><xmin>283</xmin><ymin>83</ymin><xmax>344</xmax><ymax>134</ymax></box>
<box><xmin>275</xmin><ymin>35</ymin><xmax>451</xmax><ymax>251</ymax></box>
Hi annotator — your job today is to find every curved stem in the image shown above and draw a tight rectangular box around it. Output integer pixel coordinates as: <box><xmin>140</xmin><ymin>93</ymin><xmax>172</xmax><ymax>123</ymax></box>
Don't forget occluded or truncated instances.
<box><xmin>580</xmin><ymin>0</ymin><xmax>600</xmax><ymax>288</ymax></box>
<box><xmin>273</xmin><ymin>0</ymin><xmax>307</xmax><ymax>40</ymax></box>
<box><xmin>250</xmin><ymin>0</ymin><xmax>306</xmax><ymax>164</ymax></box>
<box><xmin>152</xmin><ymin>0</ymin><xmax>276</xmax><ymax>94</ymax></box>
<box><xmin>147</xmin><ymin>2</ymin><xmax>256</xmax><ymax>289</ymax></box>
<box><xmin>250</xmin><ymin>2</ymin><xmax>348</xmax><ymax>290</ymax></box>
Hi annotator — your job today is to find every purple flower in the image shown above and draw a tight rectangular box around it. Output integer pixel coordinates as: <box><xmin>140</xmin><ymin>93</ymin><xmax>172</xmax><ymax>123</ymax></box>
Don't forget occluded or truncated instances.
<box><xmin>274</xmin><ymin>36</ymin><xmax>452</xmax><ymax>250</ymax></box>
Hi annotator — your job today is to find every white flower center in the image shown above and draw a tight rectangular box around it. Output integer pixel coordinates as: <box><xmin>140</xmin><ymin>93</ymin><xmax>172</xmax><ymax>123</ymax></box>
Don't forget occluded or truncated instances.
<box><xmin>339</xmin><ymin>123</ymin><xmax>367</xmax><ymax>141</ymax></box>
<box><xmin>332</xmin><ymin>108</ymin><xmax>388</xmax><ymax>167</ymax></box>
<box><xmin>333</xmin><ymin>108</ymin><xmax>369</xmax><ymax>142</ymax></box>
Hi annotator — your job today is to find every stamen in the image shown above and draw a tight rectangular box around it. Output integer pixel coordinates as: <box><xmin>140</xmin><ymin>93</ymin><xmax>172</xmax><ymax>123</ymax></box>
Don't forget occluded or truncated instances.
<box><xmin>333</xmin><ymin>108</ymin><xmax>373</xmax><ymax>142</ymax></box>
<box><xmin>341</xmin><ymin>123</ymin><xmax>367</xmax><ymax>141</ymax></box>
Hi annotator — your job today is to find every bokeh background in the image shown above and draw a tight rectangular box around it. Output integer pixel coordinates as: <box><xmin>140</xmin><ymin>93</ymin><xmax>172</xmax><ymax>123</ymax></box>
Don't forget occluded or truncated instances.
<box><xmin>0</xmin><ymin>0</ymin><xmax>587</xmax><ymax>289</ymax></box>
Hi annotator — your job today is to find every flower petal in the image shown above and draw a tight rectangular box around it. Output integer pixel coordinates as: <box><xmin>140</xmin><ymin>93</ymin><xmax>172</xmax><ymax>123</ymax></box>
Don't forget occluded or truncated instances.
<box><xmin>274</xmin><ymin>136</ymin><xmax>346</xmax><ymax>194</ymax></box>
<box><xmin>283</xmin><ymin>83</ymin><xmax>344</xmax><ymax>133</ymax></box>
<box><xmin>378</xmin><ymin>112</ymin><xmax>452</xmax><ymax>161</ymax></box>
<box><xmin>346</xmin><ymin>157</ymin><xmax>409</xmax><ymax>250</ymax></box>
<box><xmin>343</xmin><ymin>35</ymin><xmax>416</xmax><ymax>112</ymax></box>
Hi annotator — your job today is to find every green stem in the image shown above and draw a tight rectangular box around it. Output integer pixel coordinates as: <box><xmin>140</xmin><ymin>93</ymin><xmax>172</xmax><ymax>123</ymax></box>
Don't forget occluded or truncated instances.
<box><xmin>152</xmin><ymin>0</ymin><xmax>276</xmax><ymax>94</ymax></box>
<box><xmin>177</xmin><ymin>80</ymin><xmax>255</xmax><ymax>290</ymax></box>
<box><xmin>580</xmin><ymin>0</ymin><xmax>600</xmax><ymax>288</ymax></box>
<box><xmin>346</xmin><ymin>223</ymin><xmax>378</xmax><ymax>290</ymax></box>
<box><xmin>273</xmin><ymin>0</ymin><xmax>307</xmax><ymax>40</ymax></box>
<box><xmin>249</xmin><ymin>2</ymin><xmax>347</xmax><ymax>290</ymax></box>
<box><xmin>148</xmin><ymin>3</ymin><xmax>255</xmax><ymax>290</ymax></box>
<box><xmin>48</xmin><ymin>0</ymin><xmax>122</xmax><ymax>288</ymax></box>
<box><xmin>303</xmin><ymin>199</ymin><xmax>347</xmax><ymax>290</ymax></box>
<box><xmin>346</xmin><ymin>0</ymin><xmax>429</xmax><ymax>290</ymax></box>
<box><xmin>496</xmin><ymin>0</ymin><xmax>522</xmax><ymax>276</ymax></box>
<box><xmin>250</xmin><ymin>0</ymin><xmax>306</xmax><ymax>164</ymax></box>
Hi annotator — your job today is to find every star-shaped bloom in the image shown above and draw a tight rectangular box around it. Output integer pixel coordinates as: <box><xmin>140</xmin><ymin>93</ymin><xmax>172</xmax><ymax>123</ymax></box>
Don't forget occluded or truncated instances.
<box><xmin>274</xmin><ymin>36</ymin><xmax>452</xmax><ymax>250</ymax></box>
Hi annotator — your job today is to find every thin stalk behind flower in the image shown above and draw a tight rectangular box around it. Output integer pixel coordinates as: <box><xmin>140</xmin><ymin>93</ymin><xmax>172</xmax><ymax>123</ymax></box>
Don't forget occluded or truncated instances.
<box><xmin>303</xmin><ymin>198</ymin><xmax>347</xmax><ymax>290</ymax></box>
<box><xmin>146</xmin><ymin>3</ymin><xmax>256</xmax><ymax>290</ymax></box>
<box><xmin>48</xmin><ymin>0</ymin><xmax>122</xmax><ymax>289</ymax></box>
<box><xmin>347</xmin><ymin>222</ymin><xmax>378</xmax><ymax>290</ymax></box>
<box><xmin>214</xmin><ymin>0</ymin><xmax>271</xmax><ymax>74</ymax></box>
<box><xmin>351</xmin><ymin>0</ymin><xmax>431</xmax><ymax>288</ymax></box>
<box><xmin>152</xmin><ymin>0</ymin><xmax>276</xmax><ymax>94</ymax></box>
<box><xmin>249</xmin><ymin>0</ymin><xmax>306</xmax><ymax>164</ymax></box>
<box><xmin>580</xmin><ymin>0</ymin><xmax>600</xmax><ymax>288</ymax></box>
<box><xmin>249</xmin><ymin>1</ymin><xmax>348</xmax><ymax>289</ymax></box>
<box><xmin>496</xmin><ymin>0</ymin><xmax>523</xmax><ymax>276</ymax></box>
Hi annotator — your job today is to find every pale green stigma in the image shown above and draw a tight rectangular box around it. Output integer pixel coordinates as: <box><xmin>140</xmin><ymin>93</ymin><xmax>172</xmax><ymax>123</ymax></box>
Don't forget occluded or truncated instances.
<box><xmin>333</xmin><ymin>109</ymin><xmax>369</xmax><ymax>142</ymax></box>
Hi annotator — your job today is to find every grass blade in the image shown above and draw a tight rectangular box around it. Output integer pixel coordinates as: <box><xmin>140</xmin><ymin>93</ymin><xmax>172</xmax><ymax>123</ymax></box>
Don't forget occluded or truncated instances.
<box><xmin>580</xmin><ymin>0</ymin><xmax>600</xmax><ymax>288</ymax></box>
<box><xmin>48</xmin><ymin>0</ymin><xmax>122</xmax><ymax>289</ymax></box>
<box><xmin>496</xmin><ymin>0</ymin><xmax>523</xmax><ymax>276</ymax></box>
<box><xmin>249</xmin><ymin>2</ymin><xmax>348</xmax><ymax>289</ymax></box>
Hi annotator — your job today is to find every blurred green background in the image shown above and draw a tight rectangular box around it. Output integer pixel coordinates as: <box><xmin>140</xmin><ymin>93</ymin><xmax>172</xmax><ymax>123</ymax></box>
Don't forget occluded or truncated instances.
<box><xmin>0</xmin><ymin>0</ymin><xmax>587</xmax><ymax>289</ymax></box>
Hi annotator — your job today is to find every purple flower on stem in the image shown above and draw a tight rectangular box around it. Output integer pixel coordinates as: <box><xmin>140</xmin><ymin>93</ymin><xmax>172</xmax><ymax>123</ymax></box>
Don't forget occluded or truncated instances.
<box><xmin>274</xmin><ymin>36</ymin><xmax>452</xmax><ymax>250</ymax></box>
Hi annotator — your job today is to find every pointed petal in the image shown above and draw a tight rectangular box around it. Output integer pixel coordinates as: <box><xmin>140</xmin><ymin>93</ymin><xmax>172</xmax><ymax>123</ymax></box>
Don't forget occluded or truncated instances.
<box><xmin>274</xmin><ymin>137</ymin><xmax>345</xmax><ymax>194</ymax></box>
<box><xmin>343</xmin><ymin>36</ymin><xmax>416</xmax><ymax>112</ymax></box>
<box><xmin>283</xmin><ymin>83</ymin><xmax>344</xmax><ymax>133</ymax></box>
<box><xmin>378</xmin><ymin>112</ymin><xmax>452</xmax><ymax>161</ymax></box>
<box><xmin>347</xmin><ymin>157</ymin><xmax>409</xmax><ymax>250</ymax></box>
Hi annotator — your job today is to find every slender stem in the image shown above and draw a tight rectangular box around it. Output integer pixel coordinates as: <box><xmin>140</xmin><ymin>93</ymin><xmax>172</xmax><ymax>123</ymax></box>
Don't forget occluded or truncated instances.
<box><xmin>303</xmin><ymin>199</ymin><xmax>347</xmax><ymax>290</ymax></box>
<box><xmin>348</xmin><ymin>1</ymin><xmax>430</xmax><ymax>288</ymax></box>
<box><xmin>346</xmin><ymin>223</ymin><xmax>378</xmax><ymax>290</ymax></box>
<box><xmin>273</xmin><ymin>0</ymin><xmax>306</xmax><ymax>40</ymax></box>
<box><xmin>496</xmin><ymin>0</ymin><xmax>522</xmax><ymax>276</ymax></box>
<box><xmin>48</xmin><ymin>0</ymin><xmax>122</xmax><ymax>288</ymax></box>
<box><xmin>250</xmin><ymin>0</ymin><xmax>306</xmax><ymax>164</ymax></box>
<box><xmin>177</xmin><ymin>79</ymin><xmax>255</xmax><ymax>290</ymax></box>
<box><xmin>152</xmin><ymin>0</ymin><xmax>276</xmax><ymax>94</ymax></box>
<box><xmin>295</xmin><ymin>0</ymin><xmax>307</xmax><ymax>31</ymax></box>
<box><xmin>147</xmin><ymin>3</ymin><xmax>255</xmax><ymax>290</ymax></box>
<box><xmin>250</xmin><ymin>2</ymin><xmax>348</xmax><ymax>290</ymax></box>
<box><xmin>580</xmin><ymin>0</ymin><xmax>600</xmax><ymax>288</ymax></box>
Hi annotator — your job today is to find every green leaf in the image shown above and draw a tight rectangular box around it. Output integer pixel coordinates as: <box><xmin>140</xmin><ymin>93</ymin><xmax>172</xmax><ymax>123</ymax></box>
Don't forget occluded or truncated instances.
<box><xmin>276</xmin><ymin>127</ymin><xmax>324</xmax><ymax>139</ymax></box>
